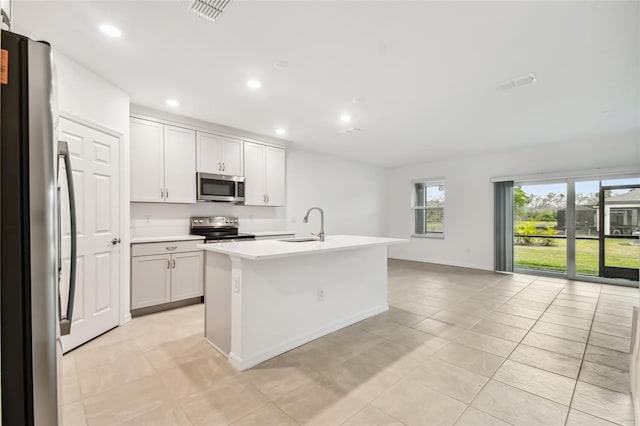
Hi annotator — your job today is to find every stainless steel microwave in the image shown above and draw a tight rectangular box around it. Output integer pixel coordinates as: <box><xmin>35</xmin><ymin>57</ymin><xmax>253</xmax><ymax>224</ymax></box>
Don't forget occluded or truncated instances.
<box><xmin>196</xmin><ymin>173</ymin><xmax>245</xmax><ymax>203</ymax></box>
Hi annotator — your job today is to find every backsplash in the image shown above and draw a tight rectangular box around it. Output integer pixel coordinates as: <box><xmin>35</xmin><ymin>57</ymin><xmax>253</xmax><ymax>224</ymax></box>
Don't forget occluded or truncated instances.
<box><xmin>130</xmin><ymin>202</ymin><xmax>288</xmax><ymax>237</ymax></box>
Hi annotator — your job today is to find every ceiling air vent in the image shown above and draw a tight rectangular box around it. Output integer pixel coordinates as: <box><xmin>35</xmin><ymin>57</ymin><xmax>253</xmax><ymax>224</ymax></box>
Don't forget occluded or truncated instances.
<box><xmin>339</xmin><ymin>127</ymin><xmax>362</xmax><ymax>134</ymax></box>
<box><xmin>188</xmin><ymin>0</ymin><xmax>232</xmax><ymax>22</ymax></box>
<box><xmin>497</xmin><ymin>73</ymin><xmax>536</xmax><ymax>91</ymax></box>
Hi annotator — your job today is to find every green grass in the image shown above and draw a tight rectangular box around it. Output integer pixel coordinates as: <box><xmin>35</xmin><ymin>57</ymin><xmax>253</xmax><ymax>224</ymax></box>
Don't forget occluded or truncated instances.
<box><xmin>515</xmin><ymin>239</ymin><xmax>639</xmax><ymax>275</ymax></box>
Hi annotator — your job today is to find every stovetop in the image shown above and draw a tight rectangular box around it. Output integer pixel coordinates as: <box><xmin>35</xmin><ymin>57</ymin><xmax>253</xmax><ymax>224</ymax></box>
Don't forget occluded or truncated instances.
<box><xmin>189</xmin><ymin>216</ymin><xmax>255</xmax><ymax>242</ymax></box>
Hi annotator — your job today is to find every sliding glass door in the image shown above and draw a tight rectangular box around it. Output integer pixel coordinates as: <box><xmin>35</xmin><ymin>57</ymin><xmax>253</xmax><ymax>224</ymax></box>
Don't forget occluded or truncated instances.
<box><xmin>513</xmin><ymin>182</ymin><xmax>567</xmax><ymax>274</ymax></box>
<box><xmin>574</xmin><ymin>180</ymin><xmax>600</xmax><ymax>277</ymax></box>
<box><xmin>599</xmin><ymin>179</ymin><xmax>640</xmax><ymax>281</ymax></box>
<box><xmin>512</xmin><ymin>176</ymin><xmax>639</xmax><ymax>284</ymax></box>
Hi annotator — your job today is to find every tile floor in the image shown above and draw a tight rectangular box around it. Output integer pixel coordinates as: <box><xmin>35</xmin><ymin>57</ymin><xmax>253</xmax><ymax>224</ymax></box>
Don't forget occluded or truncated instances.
<box><xmin>62</xmin><ymin>259</ymin><xmax>638</xmax><ymax>425</ymax></box>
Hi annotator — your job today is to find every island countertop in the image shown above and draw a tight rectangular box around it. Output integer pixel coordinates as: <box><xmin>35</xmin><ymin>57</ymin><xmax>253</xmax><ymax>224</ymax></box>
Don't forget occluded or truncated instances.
<box><xmin>197</xmin><ymin>235</ymin><xmax>407</xmax><ymax>260</ymax></box>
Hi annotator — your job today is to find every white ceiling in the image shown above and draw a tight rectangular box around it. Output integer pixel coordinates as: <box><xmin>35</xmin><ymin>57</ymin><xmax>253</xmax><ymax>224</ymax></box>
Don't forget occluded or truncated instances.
<box><xmin>13</xmin><ymin>1</ymin><xmax>640</xmax><ymax>167</ymax></box>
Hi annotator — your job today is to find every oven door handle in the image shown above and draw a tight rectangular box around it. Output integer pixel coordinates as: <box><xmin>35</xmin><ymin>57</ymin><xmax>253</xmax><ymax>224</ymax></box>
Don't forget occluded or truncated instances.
<box><xmin>57</xmin><ymin>141</ymin><xmax>77</xmax><ymax>336</ymax></box>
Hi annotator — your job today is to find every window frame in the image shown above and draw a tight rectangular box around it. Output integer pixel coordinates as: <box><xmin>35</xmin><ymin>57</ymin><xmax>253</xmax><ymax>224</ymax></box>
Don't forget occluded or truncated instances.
<box><xmin>411</xmin><ymin>178</ymin><xmax>446</xmax><ymax>239</ymax></box>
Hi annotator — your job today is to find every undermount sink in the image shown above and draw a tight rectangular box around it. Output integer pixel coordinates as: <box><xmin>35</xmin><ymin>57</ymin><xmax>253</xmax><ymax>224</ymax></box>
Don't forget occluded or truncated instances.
<box><xmin>279</xmin><ymin>237</ymin><xmax>320</xmax><ymax>242</ymax></box>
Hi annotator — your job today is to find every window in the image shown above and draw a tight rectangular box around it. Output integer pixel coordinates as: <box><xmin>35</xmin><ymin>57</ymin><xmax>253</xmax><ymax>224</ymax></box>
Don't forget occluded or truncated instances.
<box><xmin>412</xmin><ymin>179</ymin><xmax>445</xmax><ymax>238</ymax></box>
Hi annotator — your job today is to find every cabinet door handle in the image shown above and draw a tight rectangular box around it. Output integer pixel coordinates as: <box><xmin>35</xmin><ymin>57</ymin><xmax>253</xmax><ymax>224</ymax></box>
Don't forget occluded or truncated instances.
<box><xmin>218</xmin><ymin>162</ymin><xmax>221</xmax><ymax>171</ymax></box>
<box><xmin>266</xmin><ymin>194</ymin><xmax>269</xmax><ymax>203</ymax></box>
<box><xmin>223</xmin><ymin>163</ymin><xmax>226</xmax><ymax>171</ymax></box>
<box><xmin>166</xmin><ymin>259</ymin><xmax>171</xmax><ymax>269</ymax></box>
<box><xmin>172</xmin><ymin>259</ymin><xmax>176</xmax><ymax>269</ymax></box>
<box><xmin>166</xmin><ymin>246</ymin><xmax>177</xmax><ymax>251</ymax></box>
<box><xmin>161</xmin><ymin>188</ymin><xmax>164</xmax><ymax>199</ymax></box>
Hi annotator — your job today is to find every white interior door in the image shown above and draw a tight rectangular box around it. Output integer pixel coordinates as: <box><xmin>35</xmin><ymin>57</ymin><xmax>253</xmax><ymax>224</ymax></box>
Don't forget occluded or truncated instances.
<box><xmin>58</xmin><ymin>117</ymin><xmax>120</xmax><ymax>352</ymax></box>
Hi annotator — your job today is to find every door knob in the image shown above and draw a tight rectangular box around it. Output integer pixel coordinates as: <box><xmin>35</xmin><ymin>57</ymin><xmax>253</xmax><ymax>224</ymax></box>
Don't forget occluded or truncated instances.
<box><xmin>111</xmin><ymin>238</ymin><xmax>121</xmax><ymax>245</ymax></box>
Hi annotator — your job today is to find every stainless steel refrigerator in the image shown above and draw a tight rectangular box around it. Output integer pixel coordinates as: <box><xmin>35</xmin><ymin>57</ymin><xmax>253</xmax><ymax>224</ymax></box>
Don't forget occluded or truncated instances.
<box><xmin>1</xmin><ymin>30</ymin><xmax>77</xmax><ymax>425</ymax></box>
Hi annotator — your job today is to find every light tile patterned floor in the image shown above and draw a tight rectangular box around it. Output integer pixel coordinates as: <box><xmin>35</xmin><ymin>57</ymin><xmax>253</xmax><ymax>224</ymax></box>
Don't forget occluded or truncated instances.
<box><xmin>62</xmin><ymin>259</ymin><xmax>638</xmax><ymax>425</ymax></box>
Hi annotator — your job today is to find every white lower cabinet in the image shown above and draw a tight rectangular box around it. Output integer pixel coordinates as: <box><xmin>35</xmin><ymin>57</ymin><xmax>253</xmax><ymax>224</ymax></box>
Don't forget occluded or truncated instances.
<box><xmin>131</xmin><ymin>254</ymin><xmax>172</xmax><ymax>309</ymax></box>
<box><xmin>131</xmin><ymin>242</ymin><xmax>204</xmax><ymax>310</ymax></box>
<box><xmin>171</xmin><ymin>251</ymin><xmax>205</xmax><ymax>301</ymax></box>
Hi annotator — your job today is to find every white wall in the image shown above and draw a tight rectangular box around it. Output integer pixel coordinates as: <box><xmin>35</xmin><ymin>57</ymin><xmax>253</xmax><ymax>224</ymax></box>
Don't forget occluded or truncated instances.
<box><xmin>54</xmin><ymin>51</ymin><xmax>131</xmax><ymax>324</ymax></box>
<box><xmin>131</xmin><ymin>203</ymin><xmax>287</xmax><ymax>237</ymax></box>
<box><xmin>386</xmin><ymin>132</ymin><xmax>640</xmax><ymax>271</ymax></box>
<box><xmin>131</xmin><ymin>146</ymin><xmax>387</xmax><ymax>238</ymax></box>
<box><xmin>286</xmin><ymin>148</ymin><xmax>387</xmax><ymax>237</ymax></box>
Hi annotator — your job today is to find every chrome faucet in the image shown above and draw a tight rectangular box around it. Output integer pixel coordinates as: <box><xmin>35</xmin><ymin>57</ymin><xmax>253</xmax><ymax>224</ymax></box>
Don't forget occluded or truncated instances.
<box><xmin>303</xmin><ymin>207</ymin><xmax>325</xmax><ymax>241</ymax></box>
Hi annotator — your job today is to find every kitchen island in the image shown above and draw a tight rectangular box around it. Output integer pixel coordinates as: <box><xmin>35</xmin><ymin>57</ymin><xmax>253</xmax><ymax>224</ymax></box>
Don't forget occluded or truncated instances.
<box><xmin>199</xmin><ymin>235</ymin><xmax>406</xmax><ymax>370</ymax></box>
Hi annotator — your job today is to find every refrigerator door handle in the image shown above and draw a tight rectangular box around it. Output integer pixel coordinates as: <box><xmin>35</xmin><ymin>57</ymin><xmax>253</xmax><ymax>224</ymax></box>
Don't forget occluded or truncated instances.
<box><xmin>57</xmin><ymin>141</ymin><xmax>77</xmax><ymax>336</ymax></box>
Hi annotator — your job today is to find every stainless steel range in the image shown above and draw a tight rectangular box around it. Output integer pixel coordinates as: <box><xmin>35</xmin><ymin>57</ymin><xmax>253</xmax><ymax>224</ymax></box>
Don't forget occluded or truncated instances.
<box><xmin>190</xmin><ymin>216</ymin><xmax>255</xmax><ymax>243</ymax></box>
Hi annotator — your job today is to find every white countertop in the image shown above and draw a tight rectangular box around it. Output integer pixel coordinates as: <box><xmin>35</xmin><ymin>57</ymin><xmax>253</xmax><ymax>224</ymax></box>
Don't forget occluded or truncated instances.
<box><xmin>198</xmin><ymin>235</ymin><xmax>407</xmax><ymax>260</ymax></box>
<box><xmin>131</xmin><ymin>235</ymin><xmax>205</xmax><ymax>244</ymax></box>
<box><xmin>251</xmin><ymin>230</ymin><xmax>295</xmax><ymax>237</ymax></box>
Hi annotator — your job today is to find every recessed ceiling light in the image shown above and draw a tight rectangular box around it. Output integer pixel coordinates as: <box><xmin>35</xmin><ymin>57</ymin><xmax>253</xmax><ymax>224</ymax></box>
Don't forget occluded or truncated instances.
<box><xmin>99</xmin><ymin>23</ymin><xmax>122</xmax><ymax>38</ymax></box>
<box><xmin>246</xmin><ymin>79</ymin><xmax>262</xmax><ymax>89</ymax></box>
<box><xmin>165</xmin><ymin>99</ymin><xmax>180</xmax><ymax>107</ymax></box>
<box><xmin>340</xmin><ymin>114</ymin><xmax>352</xmax><ymax>123</ymax></box>
<box><xmin>275</xmin><ymin>128</ymin><xmax>286</xmax><ymax>135</ymax></box>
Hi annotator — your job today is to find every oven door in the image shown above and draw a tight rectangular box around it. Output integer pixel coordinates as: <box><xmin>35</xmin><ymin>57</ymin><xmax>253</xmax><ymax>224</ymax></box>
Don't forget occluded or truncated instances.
<box><xmin>197</xmin><ymin>173</ymin><xmax>244</xmax><ymax>202</ymax></box>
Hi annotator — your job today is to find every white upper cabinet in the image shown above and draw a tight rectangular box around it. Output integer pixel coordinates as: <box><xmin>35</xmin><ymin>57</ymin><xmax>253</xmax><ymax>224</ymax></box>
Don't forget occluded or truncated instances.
<box><xmin>243</xmin><ymin>142</ymin><xmax>285</xmax><ymax>206</ymax></box>
<box><xmin>130</xmin><ymin>118</ymin><xmax>196</xmax><ymax>203</ymax></box>
<box><xmin>220</xmin><ymin>137</ymin><xmax>243</xmax><ymax>176</ymax></box>
<box><xmin>130</xmin><ymin>118</ymin><xmax>164</xmax><ymax>202</ymax></box>
<box><xmin>196</xmin><ymin>132</ymin><xmax>243</xmax><ymax>176</ymax></box>
<box><xmin>164</xmin><ymin>126</ymin><xmax>196</xmax><ymax>203</ymax></box>
<box><xmin>243</xmin><ymin>142</ymin><xmax>265</xmax><ymax>205</ymax></box>
<box><xmin>196</xmin><ymin>132</ymin><xmax>221</xmax><ymax>174</ymax></box>
<box><xmin>265</xmin><ymin>146</ymin><xmax>286</xmax><ymax>206</ymax></box>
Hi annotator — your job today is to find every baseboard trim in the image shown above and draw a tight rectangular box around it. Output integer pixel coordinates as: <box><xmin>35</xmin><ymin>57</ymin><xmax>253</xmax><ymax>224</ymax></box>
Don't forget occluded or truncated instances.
<box><xmin>204</xmin><ymin>338</ymin><xmax>229</xmax><ymax>358</ymax></box>
<box><xmin>131</xmin><ymin>297</ymin><xmax>202</xmax><ymax>318</ymax></box>
<box><xmin>121</xmin><ymin>312</ymin><xmax>132</xmax><ymax>325</ymax></box>
<box><xmin>228</xmin><ymin>303</ymin><xmax>389</xmax><ymax>371</ymax></box>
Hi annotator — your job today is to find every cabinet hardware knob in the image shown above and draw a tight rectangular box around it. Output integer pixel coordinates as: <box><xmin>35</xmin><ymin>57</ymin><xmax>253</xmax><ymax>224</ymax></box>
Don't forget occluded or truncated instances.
<box><xmin>166</xmin><ymin>246</ymin><xmax>177</xmax><ymax>251</ymax></box>
<box><xmin>111</xmin><ymin>238</ymin><xmax>121</xmax><ymax>245</ymax></box>
<box><xmin>161</xmin><ymin>188</ymin><xmax>164</xmax><ymax>199</ymax></box>
<box><xmin>166</xmin><ymin>259</ymin><xmax>171</xmax><ymax>269</ymax></box>
<box><xmin>172</xmin><ymin>259</ymin><xmax>176</xmax><ymax>269</ymax></box>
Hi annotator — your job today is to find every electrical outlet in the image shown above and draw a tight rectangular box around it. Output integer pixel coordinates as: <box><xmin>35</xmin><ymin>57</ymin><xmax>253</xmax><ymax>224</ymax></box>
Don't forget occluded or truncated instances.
<box><xmin>317</xmin><ymin>288</ymin><xmax>324</xmax><ymax>301</ymax></box>
<box><xmin>233</xmin><ymin>277</ymin><xmax>240</xmax><ymax>293</ymax></box>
